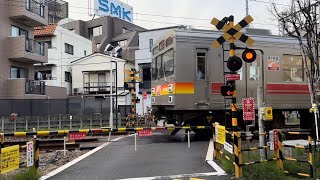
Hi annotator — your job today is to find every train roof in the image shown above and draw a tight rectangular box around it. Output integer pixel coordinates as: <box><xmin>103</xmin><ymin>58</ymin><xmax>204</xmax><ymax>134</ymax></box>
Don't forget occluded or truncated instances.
<box><xmin>154</xmin><ymin>27</ymin><xmax>300</xmax><ymax>47</ymax></box>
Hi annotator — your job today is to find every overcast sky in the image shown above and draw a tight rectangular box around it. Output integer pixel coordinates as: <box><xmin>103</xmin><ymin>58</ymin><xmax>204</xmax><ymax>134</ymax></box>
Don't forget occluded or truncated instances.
<box><xmin>64</xmin><ymin>0</ymin><xmax>292</xmax><ymax>35</ymax></box>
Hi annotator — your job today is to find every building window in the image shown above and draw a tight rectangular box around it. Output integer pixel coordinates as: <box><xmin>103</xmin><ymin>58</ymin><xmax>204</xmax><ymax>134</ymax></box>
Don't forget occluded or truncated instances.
<box><xmin>10</xmin><ymin>66</ymin><xmax>28</xmax><ymax>78</ymax></box>
<box><xmin>35</xmin><ymin>70</ymin><xmax>52</xmax><ymax>80</ymax></box>
<box><xmin>11</xmin><ymin>25</ymin><xmax>28</xmax><ymax>37</ymax></box>
<box><xmin>283</xmin><ymin>55</ymin><xmax>304</xmax><ymax>82</ymax></box>
<box><xmin>65</xmin><ymin>71</ymin><xmax>71</xmax><ymax>82</ymax></box>
<box><xmin>149</xmin><ymin>39</ymin><xmax>153</xmax><ymax>52</ymax></box>
<box><xmin>84</xmin><ymin>50</ymin><xmax>87</xmax><ymax>56</ymax></box>
<box><xmin>65</xmin><ymin>43</ymin><xmax>73</xmax><ymax>55</ymax></box>
<box><xmin>118</xmin><ymin>40</ymin><xmax>127</xmax><ymax>48</ymax></box>
<box><xmin>139</xmin><ymin>63</ymin><xmax>151</xmax><ymax>90</ymax></box>
<box><xmin>196</xmin><ymin>50</ymin><xmax>207</xmax><ymax>80</ymax></box>
<box><xmin>89</xmin><ymin>26</ymin><xmax>102</xmax><ymax>37</ymax></box>
<box><xmin>166</xmin><ymin>36</ymin><xmax>174</xmax><ymax>47</ymax></box>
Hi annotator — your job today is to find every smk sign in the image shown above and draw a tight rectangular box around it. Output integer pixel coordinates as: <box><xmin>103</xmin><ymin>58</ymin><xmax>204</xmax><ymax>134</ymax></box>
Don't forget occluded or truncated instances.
<box><xmin>93</xmin><ymin>0</ymin><xmax>133</xmax><ymax>23</ymax></box>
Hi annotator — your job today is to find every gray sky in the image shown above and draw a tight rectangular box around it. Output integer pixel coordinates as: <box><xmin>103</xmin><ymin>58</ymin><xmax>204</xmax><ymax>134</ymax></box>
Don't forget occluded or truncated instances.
<box><xmin>64</xmin><ymin>0</ymin><xmax>291</xmax><ymax>35</ymax></box>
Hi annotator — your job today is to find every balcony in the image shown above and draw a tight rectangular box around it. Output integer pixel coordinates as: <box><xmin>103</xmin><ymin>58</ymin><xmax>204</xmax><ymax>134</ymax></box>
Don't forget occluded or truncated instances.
<box><xmin>25</xmin><ymin>80</ymin><xmax>46</xmax><ymax>95</ymax></box>
<box><xmin>6</xmin><ymin>36</ymin><xmax>48</xmax><ymax>64</ymax></box>
<box><xmin>84</xmin><ymin>82</ymin><xmax>116</xmax><ymax>95</ymax></box>
<box><xmin>9</xmin><ymin>0</ymin><xmax>48</xmax><ymax>27</ymax></box>
<box><xmin>7</xmin><ymin>79</ymin><xmax>46</xmax><ymax>99</ymax></box>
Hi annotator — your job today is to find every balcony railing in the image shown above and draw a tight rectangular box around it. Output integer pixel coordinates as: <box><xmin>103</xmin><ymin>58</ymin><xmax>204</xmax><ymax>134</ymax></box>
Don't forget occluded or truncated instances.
<box><xmin>25</xmin><ymin>0</ymin><xmax>45</xmax><ymax>17</ymax></box>
<box><xmin>25</xmin><ymin>37</ymin><xmax>45</xmax><ymax>56</ymax></box>
<box><xmin>83</xmin><ymin>82</ymin><xmax>115</xmax><ymax>94</ymax></box>
<box><xmin>25</xmin><ymin>80</ymin><xmax>45</xmax><ymax>95</ymax></box>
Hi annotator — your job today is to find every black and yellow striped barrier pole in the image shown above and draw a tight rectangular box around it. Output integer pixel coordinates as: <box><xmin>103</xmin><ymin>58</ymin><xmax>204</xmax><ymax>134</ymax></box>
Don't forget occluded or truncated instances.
<box><xmin>308</xmin><ymin>135</ymin><xmax>313</xmax><ymax>178</ymax></box>
<box><xmin>276</xmin><ymin>130</ymin><xmax>284</xmax><ymax>169</ymax></box>
<box><xmin>234</xmin><ymin>131</ymin><xmax>242</xmax><ymax>178</ymax></box>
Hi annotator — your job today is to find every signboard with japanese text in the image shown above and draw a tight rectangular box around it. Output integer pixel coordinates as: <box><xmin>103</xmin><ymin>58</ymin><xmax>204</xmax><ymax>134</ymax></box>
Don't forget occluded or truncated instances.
<box><xmin>138</xmin><ymin>130</ymin><xmax>153</xmax><ymax>137</ymax></box>
<box><xmin>265</xmin><ymin>107</ymin><xmax>273</xmax><ymax>120</ymax></box>
<box><xmin>269</xmin><ymin>130</ymin><xmax>274</xmax><ymax>150</ymax></box>
<box><xmin>242</xmin><ymin>98</ymin><xmax>255</xmax><ymax>121</ymax></box>
<box><xmin>68</xmin><ymin>132</ymin><xmax>86</xmax><ymax>141</ymax></box>
<box><xmin>225</xmin><ymin>74</ymin><xmax>240</xmax><ymax>81</ymax></box>
<box><xmin>1</xmin><ymin>145</ymin><xmax>19</xmax><ymax>174</ymax></box>
<box><xmin>91</xmin><ymin>0</ymin><xmax>133</xmax><ymax>23</ymax></box>
<box><xmin>27</xmin><ymin>142</ymin><xmax>34</xmax><ymax>167</ymax></box>
<box><xmin>216</xmin><ymin>125</ymin><xmax>226</xmax><ymax>144</ymax></box>
<box><xmin>267</xmin><ymin>56</ymin><xmax>280</xmax><ymax>71</ymax></box>
<box><xmin>274</xmin><ymin>130</ymin><xmax>279</xmax><ymax>149</ymax></box>
<box><xmin>224</xmin><ymin>142</ymin><xmax>233</xmax><ymax>154</ymax></box>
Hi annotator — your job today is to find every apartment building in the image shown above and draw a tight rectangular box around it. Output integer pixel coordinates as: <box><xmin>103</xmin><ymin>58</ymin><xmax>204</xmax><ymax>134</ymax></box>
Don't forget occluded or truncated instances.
<box><xmin>135</xmin><ymin>26</ymin><xmax>178</xmax><ymax>115</ymax></box>
<box><xmin>0</xmin><ymin>0</ymin><xmax>66</xmax><ymax>99</ymax></box>
<box><xmin>60</xmin><ymin>16</ymin><xmax>146</xmax><ymax>61</ymax></box>
<box><xmin>34</xmin><ymin>23</ymin><xmax>93</xmax><ymax>95</ymax></box>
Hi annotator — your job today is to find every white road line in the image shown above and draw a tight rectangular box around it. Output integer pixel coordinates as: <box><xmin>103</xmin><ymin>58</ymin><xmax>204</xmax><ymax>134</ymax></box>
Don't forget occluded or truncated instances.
<box><xmin>40</xmin><ymin>135</ymin><xmax>130</xmax><ymax>180</ymax></box>
<box><xmin>117</xmin><ymin>172</ymin><xmax>225</xmax><ymax>180</ymax></box>
<box><xmin>206</xmin><ymin>138</ymin><xmax>214</xmax><ymax>161</ymax></box>
<box><xmin>205</xmin><ymin>139</ymin><xmax>226</xmax><ymax>175</ymax></box>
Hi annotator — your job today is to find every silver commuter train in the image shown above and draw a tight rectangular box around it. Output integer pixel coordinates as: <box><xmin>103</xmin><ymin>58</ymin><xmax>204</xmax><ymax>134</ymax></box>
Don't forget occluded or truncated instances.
<box><xmin>151</xmin><ymin>28</ymin><xmax>312</xmax><ymax>132</ymax></box>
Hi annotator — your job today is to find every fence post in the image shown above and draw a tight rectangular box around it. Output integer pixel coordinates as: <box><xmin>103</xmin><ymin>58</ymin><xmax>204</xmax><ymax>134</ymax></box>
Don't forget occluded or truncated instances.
<box><xmin>48</xmin><ymin>115</ymin><xmax>51</xmax><ymax>129</ymax></box>
<box><xmin>80</xmin><ymin>115</ymin><xmax>83</xmax><ymax>128</ymax></box>
<box><xmin>308</xmin><ymin>135</ymin><xmax>314</xmax><ymax>178</ymax></box>
<box><xmin>59</xmin><ymin>115</ymin><xmax>62</xmax><ymax>129</ymax></box>
<box><xmin>14</xmin><ymin>118</ymin><xmax>16</xmax><ymax>132</ymax></box>
<box><xmin>90</xmin><ymin>114</ymin><xmax>92</xmax><ymax>129</ymax></box>
<box><xmin>25</xmin><ymin>116</ymin><xmax>28</xmax><ymax>131</ymax></box>
<box><xmin>69</xmin><ymin>115</ymin><xmax>72</xmax><ymax>129</ymax></box>
<box><xmin>234</xmin><ymin>132</ymin><xmax>242</xmax><ymax>178</ymax></box>
<box><xmin>37</xmin><ymin>116</ymin><xmax>40</xmax><ymax>130</ymax></box>
<box><xmin>213</xmin><ymin>123</ymin><xmax>221</xmax><ymax>160</ymax></box>
<box><xmin>1</xmin><ymin>117</ymin><xmax>4</xmax><ymax>132</ymax></box>
<box><xmin>100</xmin><ymin>114</ymin><xmax>102</xmax><ymax>128</ymax></box>
<box><xmin>33</xmin><ymin>128</ymin><xmax>39</xmax><ymax>169</ymax></box>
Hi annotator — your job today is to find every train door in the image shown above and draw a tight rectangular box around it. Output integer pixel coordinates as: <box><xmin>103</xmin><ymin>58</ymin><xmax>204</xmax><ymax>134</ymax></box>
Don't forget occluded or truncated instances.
<box><xmin>195</xmin><ymin>49</ymin><xmax>209</xmax><ymax>105</ymax></box>
<box><xmin>244</xmin><ymin>54</ymin><xmax>262</xmax><ymax>98</ymax></box>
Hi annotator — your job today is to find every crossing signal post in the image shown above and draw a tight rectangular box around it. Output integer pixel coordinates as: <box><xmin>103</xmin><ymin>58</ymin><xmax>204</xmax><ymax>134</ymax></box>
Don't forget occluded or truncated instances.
<box><xmin>211</xmin><ymin>15</ymin><xmax>256</xmax><ymax>178</ymax></box>
<box><xmin>124</xmin><ymin>68</ymin><xmax>142</xmax><ymax>127</ymax></box>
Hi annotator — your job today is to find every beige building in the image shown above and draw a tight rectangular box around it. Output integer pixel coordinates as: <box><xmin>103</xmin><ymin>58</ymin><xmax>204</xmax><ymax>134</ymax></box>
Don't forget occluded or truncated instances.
<box><xmin>0</xmin><ymin>0</ymin><xmax>66</xmax><ymax>99</ymax></box>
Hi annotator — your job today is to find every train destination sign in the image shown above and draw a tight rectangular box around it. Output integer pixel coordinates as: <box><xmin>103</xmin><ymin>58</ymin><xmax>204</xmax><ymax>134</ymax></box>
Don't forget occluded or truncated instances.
<box><xmin>242</xmin><ymin>98</ymin><xmax>255</xmax><ymax>121</ymax></box>
<box><xmin>225</xmin><ymin>74</ymin><xmax>240</xmax><ymax>81</ymax></box>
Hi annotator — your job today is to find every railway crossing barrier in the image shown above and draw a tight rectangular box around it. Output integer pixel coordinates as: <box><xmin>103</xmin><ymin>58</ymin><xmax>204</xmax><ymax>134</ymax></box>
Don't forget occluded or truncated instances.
<box><xmin>213</xmin><ymin>123</ymin><xmax>314</xmax><ymax>178</ymax></box>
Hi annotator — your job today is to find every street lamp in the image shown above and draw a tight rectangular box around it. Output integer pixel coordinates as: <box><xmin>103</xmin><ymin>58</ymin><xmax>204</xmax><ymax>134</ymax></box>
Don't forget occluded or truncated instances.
<box><xmin>104</xmin><ymin>44</ymin><xmax>122</xmax><ymax>129</ymax></box>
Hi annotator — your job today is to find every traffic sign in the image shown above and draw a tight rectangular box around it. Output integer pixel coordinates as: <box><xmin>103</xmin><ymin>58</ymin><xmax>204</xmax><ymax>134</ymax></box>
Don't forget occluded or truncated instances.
<box><xmin>242</xmin><ymin>98</ymin><xmax>255</xmax><ymax>121</ymax></box>
<box><xmin>138</xmin><ymin>130</ymin><xmax>153</xmax><ymax>137</ymax></box>
<box><xmin>27</xmin><ymin>142</ymin><xmax>34</xmax><ymax>167</ymax></box>
<box><xmin>211</xmin><ymin>15</ymin><xmax>255</xmax><ymax>48</ymax></box>
<box><xmin>225</xmin><ymin>74</ymin><xmax>240</xmax><ymax>81</ymax></box>
<box><xmin>265</xmin><ymin>107</ymin><xmax>273</xmax><ymax>120</ymax></box>
<box><xmin>215</xmin><ymin>125</ymin><xmax>226</xmax><ymax>144</ymax></box>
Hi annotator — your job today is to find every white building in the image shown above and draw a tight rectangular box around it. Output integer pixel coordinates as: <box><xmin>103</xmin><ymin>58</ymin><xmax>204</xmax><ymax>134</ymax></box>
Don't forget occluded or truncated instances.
<box><xmin>135</xmin><ymin>26</ymin><xmax>178</xmax><ymax>115</ymax></box>
<box><xmin>71</xmin><ymin>53</ymin><xmax>134</xmax><ymax>106</ymax></box>
<box><xmin>34</xmin><ymin>23</ymin><xmax>93</xmax><ymax>95</ymax></box>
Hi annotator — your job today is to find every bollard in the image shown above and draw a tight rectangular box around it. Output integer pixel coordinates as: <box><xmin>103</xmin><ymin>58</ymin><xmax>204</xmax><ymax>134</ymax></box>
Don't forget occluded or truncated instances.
<box><xmin>187</xmin><ymin>130</ymin><xmax>190</xmax><ymax>149</ymax></box>
<box><xmin>134</xmin><ymin>131</ymin><xmax>137</xmax><ymax>151</ymax></box>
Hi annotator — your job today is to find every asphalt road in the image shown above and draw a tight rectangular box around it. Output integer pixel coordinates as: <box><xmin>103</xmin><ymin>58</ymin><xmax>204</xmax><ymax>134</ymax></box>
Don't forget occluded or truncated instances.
<box><xmin>48</xmin><ymin>131</ymin><xmax>228</xmax><ymax>180</ymax></box>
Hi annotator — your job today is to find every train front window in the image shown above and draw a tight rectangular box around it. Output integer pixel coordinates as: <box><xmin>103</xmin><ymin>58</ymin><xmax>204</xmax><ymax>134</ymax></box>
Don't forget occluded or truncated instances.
<box><xmin>283</xmin><ymin>55</ymin><xmax>303</xmax><ymax>82</ymax></box>
<box><xmin>163</xmin><ymin>49</ymin><xmax>174</xmax><ymax>77</ymax></box>
<box><xmin>157</xmin><ymin>55</ymin><xmax>163</xmax><ymax>79</ymax></box>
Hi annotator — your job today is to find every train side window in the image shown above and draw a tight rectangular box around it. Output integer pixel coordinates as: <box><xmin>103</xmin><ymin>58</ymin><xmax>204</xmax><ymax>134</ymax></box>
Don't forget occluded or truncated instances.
<box><xmin>157</xmin><ymin>55</ymin><xmax>163</xmax><ymax>79</ymax></box>
<box><xmin>283</xmin><ymin>55</ymin><xmax>303</xmax><ymax>82</ymax></box>
<box><xmin>196</xmin><ymin>51</ymin><xmax>207</xmax><ymax>80</ymax></box>
<box><xmin>163</xmin><ymin>49</ymin><xmax>174</xmax><ymax>76</ymax></box>
<box><xmin>248</xmin><ymin>55</ymin><xmax>261</xmax><ymax>81</ymax></box>
<box><xmin>151</xmin><ymin>58</ymin><xmax>157</xmax><ymax>81</ymax></box>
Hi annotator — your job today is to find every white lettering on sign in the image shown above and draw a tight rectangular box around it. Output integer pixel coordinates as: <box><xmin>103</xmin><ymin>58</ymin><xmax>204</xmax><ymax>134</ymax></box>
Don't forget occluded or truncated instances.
<box><xmin>27</xmin><ymin>142</ymin><xmax>34</xmax><ymax>167</ymax></box>
<box><xmin>92</xmin><ymin>0</ymin><xmax>133</xmax><ymax>23</ymax></box>
<box><xmin>224</xmin><ymin>142</ymin><xmax>233</xmax><ymax>154</ymax></box>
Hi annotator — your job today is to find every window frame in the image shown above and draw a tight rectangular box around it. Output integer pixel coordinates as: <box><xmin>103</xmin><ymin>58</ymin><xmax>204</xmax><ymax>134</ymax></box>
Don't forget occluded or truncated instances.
<box><xmin>65</xmin><ymin>43</ymin><xmax>74</xmax><ymax>55</ymax></box>
<box><xmin>162</xmin><ymin>48</ymin><xmax>175</xmax><ymax>77</ymax></box>
<box><xmin>196</xmin><ymin>49</ymin><xmax>207</xmax><ymax>80</ymax></box>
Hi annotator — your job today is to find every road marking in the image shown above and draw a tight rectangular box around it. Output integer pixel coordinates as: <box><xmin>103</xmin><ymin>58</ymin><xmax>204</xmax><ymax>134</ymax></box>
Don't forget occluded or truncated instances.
<box><xmin>39</xmin><ymin>135</ymin><xmax>131</xmax><ymax>180</ymax></box>
<box><xmin>117</xmin><ymin>172</ymin><xmax>225</xmax><ymax>180</ymax></box>
<box><xmin>206</xmin><ymin>139</ymin><xmax>226</xmax><ymax>175</ymax></box>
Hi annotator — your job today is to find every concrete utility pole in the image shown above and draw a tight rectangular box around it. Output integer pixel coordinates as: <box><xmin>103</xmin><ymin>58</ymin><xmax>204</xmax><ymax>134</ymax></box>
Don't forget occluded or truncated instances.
<box><xmin>109</xmin><ymin>54</ymin><xmax>113</xmax><ymax>129</ymax></box>
<box><xmin>257</xmin><ymin>86</ymin><xmax>266</xmax><ymax>160</ymax></box>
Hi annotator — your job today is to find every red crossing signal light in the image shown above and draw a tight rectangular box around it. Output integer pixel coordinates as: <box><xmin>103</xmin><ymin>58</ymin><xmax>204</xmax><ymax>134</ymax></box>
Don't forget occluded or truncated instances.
<box><xmin>242</xmin><ymin>49</ymin><xmax>257</xmax><ymax>63</ymax></box>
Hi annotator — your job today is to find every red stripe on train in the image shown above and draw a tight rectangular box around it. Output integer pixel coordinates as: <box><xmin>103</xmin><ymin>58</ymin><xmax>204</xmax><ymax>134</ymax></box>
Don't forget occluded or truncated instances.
<box><xmin>267</xmin><ymin>84</ymin><xmax>309</xmax><ymax>95</ymax></box>
<box><xmin>211</xmin><ymin>83</ymin><xmax>224</xmax><ymax>95</ymax></box>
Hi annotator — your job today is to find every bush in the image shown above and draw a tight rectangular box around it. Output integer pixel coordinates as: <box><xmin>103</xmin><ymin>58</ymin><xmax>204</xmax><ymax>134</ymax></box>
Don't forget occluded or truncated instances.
<box><xmin>13</xmin><ymin>167</ymin><xmax>40</xmax><ymax>180</ymax></box>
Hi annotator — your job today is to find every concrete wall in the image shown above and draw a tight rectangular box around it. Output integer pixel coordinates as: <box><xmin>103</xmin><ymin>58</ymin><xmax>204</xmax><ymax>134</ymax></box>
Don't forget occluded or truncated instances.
<box><xmin>46</xmin><ymin>86</ymin><xmax>68</xmax><ymax>99</ymax></box>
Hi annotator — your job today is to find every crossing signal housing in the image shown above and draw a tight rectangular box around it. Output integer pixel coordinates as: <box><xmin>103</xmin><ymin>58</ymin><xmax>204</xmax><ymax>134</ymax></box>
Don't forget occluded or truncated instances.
<box><xmin>242</xmin><ymin>49</ymin><xmax>256</xmax><ymax>63</ymax></box>
<box><xmin>227</xmin><ymin>56</ymin><xmax>242</xmax><ymax>72</ymax></box>
<box><xmin>221</xmin><ymin>85</ymin><xmax>234</xmax><ymax>96</ymax></box>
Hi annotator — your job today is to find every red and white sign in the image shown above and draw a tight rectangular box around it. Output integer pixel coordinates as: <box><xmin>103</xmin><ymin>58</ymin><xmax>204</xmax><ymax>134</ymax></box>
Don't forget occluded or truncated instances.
<box><xmin>26</xmin><ymin>142</ymin><xmax>34</xmax><ymax>167</ymax></box>
<box><xmin>267</xmin><ymin>56</ymin><xmax>280</xmax><ymax>71</ymax></box>
<box><xmin>274</xmin><ymin>130</ymin><xmax>279</xmax><ymax>149</ymax></box>
<box><xmin>68</xmin><ymin>132</ymin><xmax>86</xmax><ymax>141</ymax></box>
<box><xmin>143</xmin><ymin>92</ymin><xmax>148</xmax><ymax>99</ymax></box>
<box><xmin>225</xmin><ymin>74</ymin><xmax>240</xmax><ymax>81</ymax></box>
<box><xmin>242</xmin><ymin>98</ymin><xmax>255</xmax><ymax>121</ymax></box>
<box><xmin>138</xmin><ymin>130</ymin><xmax>153</xmax><ymax>137</ymax></box>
